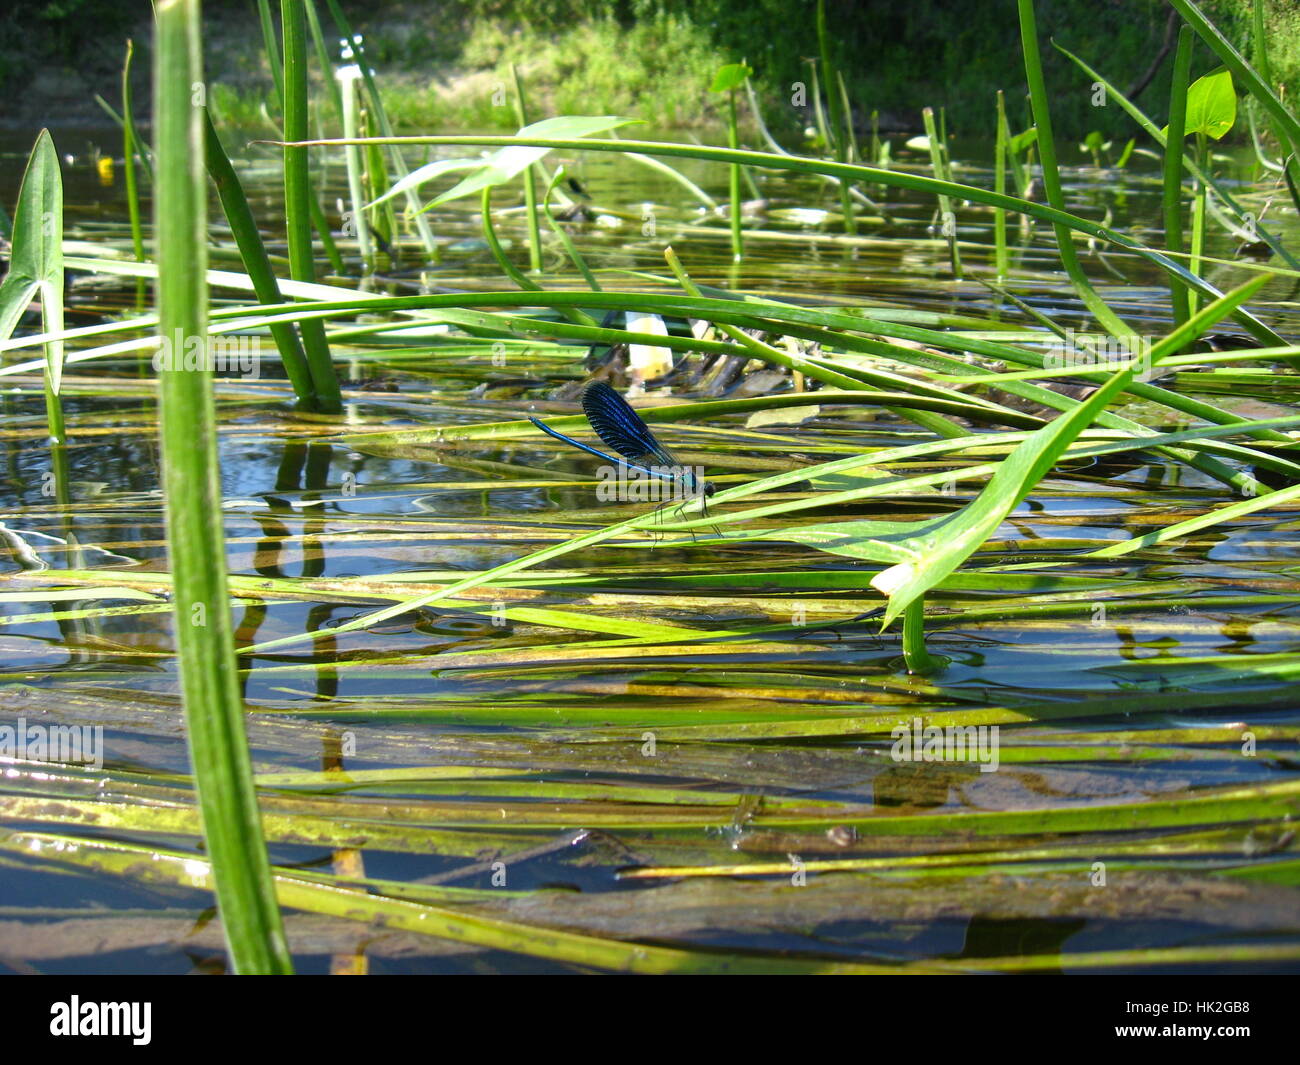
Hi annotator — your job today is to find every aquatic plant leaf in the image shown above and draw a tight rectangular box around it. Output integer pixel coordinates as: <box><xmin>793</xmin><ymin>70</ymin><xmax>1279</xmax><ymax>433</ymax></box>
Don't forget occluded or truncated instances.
<box><xmin>1009</xmin><ymin>127</ymin><xmax>1038</xmax><ymax>153</ymax></box>
<box><xmin>425</xmin><ymin>116</ymin><xmax>639</xmax><ymax>209</ymax></box>
<box><xmin>364</xmin><ymin>157</ymin><xmax>483</xmax><ymax>210</ymax></box>
<box><xmin>1168</xmin><ymin>0</ymin><xmax>1300</xmax><ymax>153</ymax></box>
<box><xmin>709</xmin><ymin>63</ymin><xmax>752</xmax><ymax>93</ymax></box>
<box><xmin>0</xmin><ymin>130</ymin><xmax>63</xmax><ymax>394</ymax></box>
<box><xmin>1163</xmin><ymin>68</ymin><xmax>1237</xmax><ymax>141</ymax></box>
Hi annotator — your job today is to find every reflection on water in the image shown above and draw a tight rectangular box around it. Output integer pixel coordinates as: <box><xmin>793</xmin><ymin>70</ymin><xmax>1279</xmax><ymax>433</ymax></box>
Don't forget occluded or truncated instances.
<box><xmin>1</xmin><ymin>125</ymin><xmax>1298</xmax><ymax>973</ymax></box>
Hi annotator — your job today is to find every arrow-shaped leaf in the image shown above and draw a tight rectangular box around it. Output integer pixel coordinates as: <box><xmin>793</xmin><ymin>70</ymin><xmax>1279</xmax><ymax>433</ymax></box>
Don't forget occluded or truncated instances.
<box><xmin>1161</xmin><ymin>68</ymin><xmax>1237</xmax><ymax>141</ymax></box>
<box><xmin>710</xmin><ymin>63</ymin><xmax>753</xmax><ymax>93</ymax></box>
<box><xmin>0</xmin><ymin>129</ymin><xmax>64</xmax><ymax>397</ymax></box>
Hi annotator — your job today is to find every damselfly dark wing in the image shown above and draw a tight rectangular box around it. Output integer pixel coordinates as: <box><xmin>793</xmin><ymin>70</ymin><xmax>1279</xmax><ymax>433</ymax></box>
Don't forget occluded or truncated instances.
<box><xmin>581</xmin><ymin>381</ymin><xmax>679</xmax><ymax>469</ymax></box>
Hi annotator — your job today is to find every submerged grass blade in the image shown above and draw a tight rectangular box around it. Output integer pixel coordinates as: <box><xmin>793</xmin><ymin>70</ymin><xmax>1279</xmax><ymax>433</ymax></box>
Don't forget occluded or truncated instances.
<box><xmin>0</xmin><ymin>829</ymin><xmax>936</xmax><ymax>973</ymax></box>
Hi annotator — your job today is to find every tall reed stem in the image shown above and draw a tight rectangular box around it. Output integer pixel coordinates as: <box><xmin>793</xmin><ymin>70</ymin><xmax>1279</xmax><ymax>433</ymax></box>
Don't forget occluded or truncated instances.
<box><xmin>1163</xmin><ymin>26</ymin><xmax>1194</xmax><ymax>332</ymax></box>
<box><xmin>121</xmin><ymin>40</ymin><xmax>147</xmax><ymax>311</ymax></box>
<box><xmin>510</xmin><ymin>64</ymin><xmax>543</xmax><ymax>274</ymax></box>
<box><xmin>203</xmin><ymin>108</ymin><xmax>317</xmax><ymax>405</ymax></box>
<box><xmin>281</xmin><ymin>0</ymin><xmax>341</xmax><ymax>412</ymax></box>
<box><xmin>338</xmin><ymin>56</ymin><xmax>374</xmax><ymax>269</ymax></box>
<box><xmin>994</xmin><ymin>91</ymin><xmax>1009</xmax><ymax>280</ymax></box>
<box><xmin>817</xmin><ymin>0</ymin><xmax>856</xmax><ymax>234</ymax></box>
<box><xmin>1017</xmin><ymin>0</ymin><xmax>1130</xmax><ymax>339</ymax></box>
<box><xmin>922</xmin><ymin>107</ymin><xmax>962</xmax><ymax>279</ymax></box>
<box><xmin>726</xmin><ymin>87</ymin><xmax>743</xmax><ymax>261</ymax></box>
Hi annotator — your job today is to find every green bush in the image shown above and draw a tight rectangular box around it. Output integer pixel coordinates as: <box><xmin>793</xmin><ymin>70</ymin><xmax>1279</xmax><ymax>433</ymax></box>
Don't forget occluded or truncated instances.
<box><xmin>4</xmin><ymin>0</ymin><xmax>1296</xmax><ymax>141</ymax></box>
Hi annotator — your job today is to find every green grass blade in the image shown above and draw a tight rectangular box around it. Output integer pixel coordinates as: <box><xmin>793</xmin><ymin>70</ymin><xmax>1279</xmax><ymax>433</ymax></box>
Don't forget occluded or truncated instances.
<box><xmin>121</xmin><ymin>40</ymin><xmax>147</xmax><ymax>274</ymax></box>
<box><xmin>1053</xmin><ymin>40</ymin><xmax>1300</xmax><ymax>275</ymax></box>
<box><xmin>202</xmin><ymin>108</ymin><xmax>317</xmax><ymax>407</ymax></box>
<box><xmin>828</xmin><ymin>276</ymin><xmax>1269</xmax><ymax>627</ymax></box>
<box><xmin>993</xmin><ymin>91</ymin><xmax>1009</xmax><ymax>279</ymax></box>
<box><xmin>1164</xmin><ymin>26</ymin><xmax>1194</xmax><ymax>333</ymax></box>
<box><xmin>1017</xmin><ymin>0</ymin><xmax>1130</xmax><ymax>338</ymax></box>
<box><xmin>542</xmin><ymin>169</ymin><xmax>601</xmax><ymax>290</ymax></box>
<box><xmin>280</xmin><ymin>132</ymin><xmax>1286</xmax><ymax>349</ymax></box>
<box><xmin>153</xmin><ymin>0</ymin><xmax>292</xmax><ymax>974</ymax></box>
<box><xmin>280</xmin><ymin>0</ymin><xmax>341</xmax><ymax>413</ymax></box>
<box><xmin>256</xmin><ymin>0</ymin><xmax>284</xmax><ymax>112</ymax></box>
<box><xmin>424</xmin><ymin>117</ymin><xmax>638</xmax><ymax>211</ymax></box>
<box><xmin>509</xmin><ymin>63</ymin><xmax>543</xmax><ymax>274</ymax></box>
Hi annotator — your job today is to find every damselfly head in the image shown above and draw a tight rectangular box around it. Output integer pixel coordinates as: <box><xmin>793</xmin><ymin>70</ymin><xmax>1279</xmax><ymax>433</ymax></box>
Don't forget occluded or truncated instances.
<box><xmin>678</xmin><ymin>470</ymin><xmax>714</xmax><ymax>498</ymax></box>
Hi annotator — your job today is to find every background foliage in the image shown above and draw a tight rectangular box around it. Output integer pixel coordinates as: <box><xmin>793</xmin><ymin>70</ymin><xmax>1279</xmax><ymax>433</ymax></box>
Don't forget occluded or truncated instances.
<box><xmin>2</xmin><ymin>1</ymin><xmax>1298</xmax><ymax>137</ymax></box>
